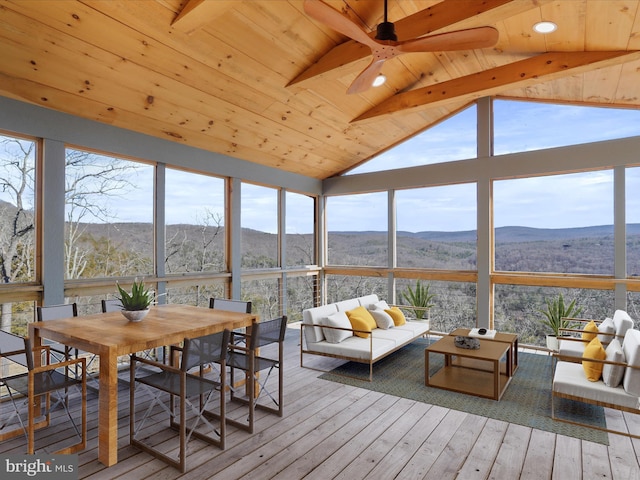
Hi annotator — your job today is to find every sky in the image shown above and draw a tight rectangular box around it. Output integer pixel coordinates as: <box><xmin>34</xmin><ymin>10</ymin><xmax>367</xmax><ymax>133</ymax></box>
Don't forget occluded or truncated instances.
<box><xmin>2</xmin><ymin>100</ymin><xmax>640</xmax><ymax>234</ymax></box>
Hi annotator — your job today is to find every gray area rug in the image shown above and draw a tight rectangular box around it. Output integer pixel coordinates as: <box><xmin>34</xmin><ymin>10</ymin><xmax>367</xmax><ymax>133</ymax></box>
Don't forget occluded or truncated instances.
<box><xmin>319</xmin><ymin>338</ymin><xmax>608</xmax><ymax>444</ymax></box>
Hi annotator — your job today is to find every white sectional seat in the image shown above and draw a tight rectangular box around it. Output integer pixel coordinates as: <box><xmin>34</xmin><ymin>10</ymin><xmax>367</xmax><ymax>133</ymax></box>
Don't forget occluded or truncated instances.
<box><xmin>300</xmin><ymin>294</ymin><xmax>430</xmax><ymax>381</ymax></box>
<box><xmin>558</xmin><ymin>310</ymin><xmax>634</xmax><ymax>358</ymax></box>
<box><xmin>552</xmin><ymin>327</ymin><xmax>640</xmax><ymax>438</ymax></box>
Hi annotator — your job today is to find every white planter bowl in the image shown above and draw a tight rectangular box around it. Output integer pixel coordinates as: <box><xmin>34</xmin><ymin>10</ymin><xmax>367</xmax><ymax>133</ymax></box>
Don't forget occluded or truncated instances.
<box><xmin>121</xmin><ymin>309</ymin><xmax>149</xmax><ymax>322</ymax></box>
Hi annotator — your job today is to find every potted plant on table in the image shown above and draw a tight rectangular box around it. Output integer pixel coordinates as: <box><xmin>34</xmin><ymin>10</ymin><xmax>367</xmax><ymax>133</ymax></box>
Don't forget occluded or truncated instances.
<box><xmin>538</xmin><ymin>293</ymin><xmax>582</xmax><ymax>351</ymax></box>
<box><xmin>402</xmin><ymin>280</ymin><xmax>436</xmax><ymax>321</ymax></box>
<box><xmin>116</xmin><ymin>279</ymin><xmax>154</xmax><ymax>322</ymax></box>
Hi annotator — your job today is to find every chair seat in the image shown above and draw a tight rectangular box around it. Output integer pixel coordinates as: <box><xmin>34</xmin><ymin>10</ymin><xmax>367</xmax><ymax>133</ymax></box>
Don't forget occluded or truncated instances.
<box><xmin>227</xmin><ymin>353</ymin><xmax>279</xmax><ymax>372</ymax></box>
<box><xmin>4</xmin><ymin>370</ymin><xmax>83</xmax><ymax>397</ymax></box>
<box><xmin>136</xmin><ymin>370</ymin><xmax>221</xmax><ymax>398</ymax></box>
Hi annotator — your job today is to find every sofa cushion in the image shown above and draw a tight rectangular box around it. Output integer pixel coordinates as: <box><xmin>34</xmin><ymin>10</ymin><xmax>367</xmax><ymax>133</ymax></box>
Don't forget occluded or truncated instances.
<box><xmin>602</xmin><ymin>338</ymin><xmax>626</xmax><ymax>388</ymax></box>
<box><xmin>336</xmin><ymin>298</ymin><xmax>361</xmax><ymax>312</ymax></box>
<box><xmin>582</xmin><ymin>337</ymin><xmax>606</xmax><ymax>381</ymax></box>
<box><xmin>582</xmin><ymin>320</ymin><xmax>598</xmax><ymax>341</ymax></box>
<box><xmin>553</xmin><ymin>361</ymin><xmax>640</xmax><ymax>410</ymax></box>
<box><xmin>558</xmin><ymin>339</ymin><xmax>585</xmax><ymax>358</ymax></box>
<box><xmin>597</xmin><ymin>317</ymin><xmax>615</xmax><ymax>344</ymax></box>
<box><xmin>613</xmin><ymin>310</ymin><xmax>634</xmax><ymax>339</ymax></box>
<box><xmin>321</xmin><ymin>312</ymin><xmax>353</xmax><ymax>344</ymax></box>
<box><xmin>346</xmin><ymin>306</ymin><xmax>377</xmax><ymax>338</ymax></box>
<box><xmin>385</xmin><ymin>306</ymin><xmax>406</xmax><ymax>326</ymax></box>
<box><xmin>357</xmin><ymin>294</ymin><xmax>380</xmax><ymax>310</ymax></box>
<box><xmin>622</xmin><ymin>329</ymin><xmax>640</xmax><ymax>396</ymax></box>
<box><xmin>302</xmin><ymin>303</ymin><xmax>337</xmax><ymax>344</ymax></box>
<box><xmin>369</xmin><ymin>308</ymin><xmax>394</xmax><ymax>330</ymax></box>
<box><xmin>307</xmin><ymin>336</ymin><xmax>396</xmax><ymax>362</ymax></box>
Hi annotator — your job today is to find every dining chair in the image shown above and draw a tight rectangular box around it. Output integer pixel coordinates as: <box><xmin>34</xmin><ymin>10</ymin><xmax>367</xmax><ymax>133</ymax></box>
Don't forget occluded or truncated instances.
<box><xmin>37</xmin><ymin>303</ymin><xmax>99</xmax><ymax>387</ymax></box>
<box><xmin>224</xmin><ymin>316</ymin><xmax>287</xmax><ymax>434</ymax></box>
<box><xmin>0</xmin><ymin>330</ymin><xmax>87</xmax><ymax>454</ymax></box>
<box><xmin>129</xmin><ymin>329</ymin><xmax>231</xmax><ymax>472</ymax></box>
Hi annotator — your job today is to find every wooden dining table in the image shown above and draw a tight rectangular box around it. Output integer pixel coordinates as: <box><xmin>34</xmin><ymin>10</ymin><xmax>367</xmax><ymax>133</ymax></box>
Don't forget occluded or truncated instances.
<box><xmin>28</xmin><ymin>304</ymin><xmax>257</xmax><ymax>467</ymax></box>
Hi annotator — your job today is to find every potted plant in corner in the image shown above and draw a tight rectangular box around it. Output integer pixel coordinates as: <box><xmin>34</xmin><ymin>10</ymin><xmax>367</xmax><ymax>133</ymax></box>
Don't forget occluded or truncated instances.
<box><xmin>116</xmin><ymin>279</ymin><xmax>154</xmax><ymax>322</ymax></box>
<box><xmin>402</xmin><ymin>280</ymin><xmax>436</xmax><ymax>321</ymax></box>
<box><xmin>538</xmin><ymin>293</ymin><xmax>582</xmax><ymax>351</ymax></box>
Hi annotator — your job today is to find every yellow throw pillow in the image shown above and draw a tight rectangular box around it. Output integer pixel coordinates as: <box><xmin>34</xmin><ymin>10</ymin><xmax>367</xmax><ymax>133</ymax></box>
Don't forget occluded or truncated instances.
<box><xmin>385</xmin><ymin>306</ymin><xmax>406</xmax><ymax>326</ymax></box>
<box><xmin>346</xmin><ymin>306</ymin><xmax>376</xmax><ymax>338</ymax></box>
<box><xmin>582</xmin><ymin>337</ymin><xmax>606</xmax><ymax>381</ymax></box>
<box><xmin>581</xmin><ymin>320</ymin><xmax>598</xmax><ymax>341</ymax></box>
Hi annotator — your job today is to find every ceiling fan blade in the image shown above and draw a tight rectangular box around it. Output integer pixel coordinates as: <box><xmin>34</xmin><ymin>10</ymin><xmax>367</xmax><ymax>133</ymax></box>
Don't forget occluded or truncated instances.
<box><xmin>304</xmin><ymin>0</ymin><xmax>377</xmax><ymax>48</ymax></box>
<box><xmin>398</xmin><ymin>27</ymin><xmax>499</xmax><ymax>53</ymax></box>
<box><xmin>347</xmin><ymin>59</ymin><xmax>385</xmax><ymax>95</ymax></box>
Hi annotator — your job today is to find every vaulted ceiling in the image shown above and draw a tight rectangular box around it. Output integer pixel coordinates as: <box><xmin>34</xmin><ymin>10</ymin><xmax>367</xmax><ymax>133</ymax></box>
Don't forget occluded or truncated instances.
<box><xmin>1</xmin><ymin>0</ymin><xmax>639</xmax><ymax>180</ymax></box>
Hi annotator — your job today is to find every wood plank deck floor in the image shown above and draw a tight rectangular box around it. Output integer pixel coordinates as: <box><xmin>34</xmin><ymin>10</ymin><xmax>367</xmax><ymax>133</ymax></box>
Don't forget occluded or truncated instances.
<box><xmin>2</xmin><ymin>326</ymin><xmax>640</xmax><ymax>479</ymax></box>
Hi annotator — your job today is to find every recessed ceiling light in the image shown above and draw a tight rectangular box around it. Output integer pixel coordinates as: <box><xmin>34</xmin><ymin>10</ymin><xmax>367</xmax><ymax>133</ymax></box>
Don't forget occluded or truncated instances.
<box><xmin>533</xmin><ymin>21</ymin><xmax>557</xmax><ymax>34</ymax></box>
<box><xmin>372</xmin><ymin>74</ymin><xmax>386</xmax><ymax>87</ymax></box>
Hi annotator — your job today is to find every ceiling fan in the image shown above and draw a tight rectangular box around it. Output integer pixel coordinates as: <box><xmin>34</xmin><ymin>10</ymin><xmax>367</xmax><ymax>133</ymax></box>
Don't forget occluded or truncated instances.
<box><xmin>303</xmin><ymin>0</ymin><xmax>499</xmax><ymax>94</ymax></box>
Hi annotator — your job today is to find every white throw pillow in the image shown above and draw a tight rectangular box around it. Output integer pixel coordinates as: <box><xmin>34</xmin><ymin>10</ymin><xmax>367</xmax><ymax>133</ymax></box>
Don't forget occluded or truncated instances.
<box><xmin>321</xmin><ymin>311</ymin><xmax>353</xmax><ymax>344</ymax></box>
<box><xmin>373</xmin><ymin>300</ymin><xmax>390</xmax><ymax>311</ymax></box>
<box><xmin>622</xmin><ymin>329</ymin><xmax>640</xmax><ymax>396</ymax></box>
<box><xmin>597</xmin><ymin>317</ymin><xmax>615</xmax><ymax>344</ymax></box>
<box><xmin>602</xmin><ymin>338</ymin><xmax>625</xmax><ymax>388</ymax></box>
<box><xmin>369</xmin><ymin>308</ymin><xmax>394</xmax><ymax>329</ymax></box>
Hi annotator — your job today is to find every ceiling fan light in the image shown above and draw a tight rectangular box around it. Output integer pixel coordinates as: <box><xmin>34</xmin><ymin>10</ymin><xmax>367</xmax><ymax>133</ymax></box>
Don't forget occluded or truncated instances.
<box><xmin>533</xmin><ymin>21</ymin><xmax>557</xmax><ymax>34</ymax></box>
<box><xmin>372</xmin><ymin>74</ymin><xmax>386</xmax><ymax>87</ymax></box>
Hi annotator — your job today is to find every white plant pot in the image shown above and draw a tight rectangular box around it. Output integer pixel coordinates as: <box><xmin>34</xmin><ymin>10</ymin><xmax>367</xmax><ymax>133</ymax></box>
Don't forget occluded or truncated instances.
<box><xmin>121</xmin><ymin>309</ymin><xmax>149</xmax><ymax>322</ymax></box>
<box><xmin>546</xmin><ymin>334</ymin><xmax>559</xmax><ymax>351</ymax></box>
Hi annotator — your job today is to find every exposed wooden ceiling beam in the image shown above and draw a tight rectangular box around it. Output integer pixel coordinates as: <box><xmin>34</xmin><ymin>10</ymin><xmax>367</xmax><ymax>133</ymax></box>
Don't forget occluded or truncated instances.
<box><xmin>353</xmin><ymin>51</ymin><xmax>640</xmax><ymax>122</ymax></box>
<box><xmin>171</xmin><ymin>0</ymin><xmax>238</xmax><ymax>34</ymax></box>
<box><xmin>288</xmin><ymin>0</ymin><xmax>548</xmax><ymax>87</ymax></box>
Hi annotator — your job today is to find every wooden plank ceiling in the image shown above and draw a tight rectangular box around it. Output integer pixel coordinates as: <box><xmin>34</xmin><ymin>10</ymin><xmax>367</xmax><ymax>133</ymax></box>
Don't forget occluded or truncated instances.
<box><xmin>0</xmin><ymin>0</ymin><xmax>639</xmax><ymax>180</ymax></box>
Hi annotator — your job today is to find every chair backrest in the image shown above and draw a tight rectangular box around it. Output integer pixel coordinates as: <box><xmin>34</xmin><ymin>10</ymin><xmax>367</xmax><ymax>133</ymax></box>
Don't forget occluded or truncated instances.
<box><xmin>248</xmin><ymin>316</ymin><xmax>287</xmax><ymax>350</ymax></box>
<box><xmin>182</xmin><ymin>330</ymin><xmax>230</xmax><ymax>372</ymax></box>
<box><xmin>209</xmin><ymin>298</ymin><xmax>252</xmax><ymax>313</ymax></box>
<box><xmin>101</xmin><ymin>299</ymin><xmax>123</xmax><ymax>313</ymax></box>
<box><xmin>37</xmin><ymin>303</ymin><xmax>78</xmax><ymax>321</ymax></box>
<box><xmin>0</xmin><ymin>330</ymin><xmax>29</xmax><ymax>368</ymax></box>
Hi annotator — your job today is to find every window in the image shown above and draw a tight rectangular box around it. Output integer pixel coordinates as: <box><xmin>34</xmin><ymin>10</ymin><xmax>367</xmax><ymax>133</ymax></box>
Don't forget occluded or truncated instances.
<box><xmin>627</xmin><ymin>167</ymin><xmax>640</xmax><ymax>277</ymax></box>
<box><xmin>64</xmin><ymin>149</ymin><xmax>154</xmax><ymax>279</ymax></box>
<box><xmin>286</xmin><ymin>192</ymin><xmax>315</xmax><ymax>267</ymax></box>
<box><xmin>326</xmin><ymin>275</ymin><xmax>387</xmax><ymax>304</ymax></box>
<box><xmin>0</xmin><ymin>134</ymin><xmax>36</xmax><ymax>284</ymax></box>
<box><xmin>396</xmin><ymin>184</ymin><xmax>476</xmax><ymax>269</ymax></box>
<box><xmin>165</xmin><ymin>169</ymin><xmax>225</xmax><ymax>274</ymax></box>
<box><xmin>347</xmin><ymin>104</ymin><xmax>477</xmax><ymax>174</ymax></box>
<box><xmin>242</xmin><ymin>183</ymin><xmax>278</xmax><ymax>269</ymax></box>
<box><xmin>326</xmin><ymin>192</ymin><xmax>388</xmax><ymax>266</ymax></box>
<box><xmin>494</xmin><ymin>100</ymin><xmax>640</xmax><ymax>155</ymax></box>
<box><xmin>493</xmin><ymin>171</ymin><xmax>614</xmax><ymax>274</ymax></box>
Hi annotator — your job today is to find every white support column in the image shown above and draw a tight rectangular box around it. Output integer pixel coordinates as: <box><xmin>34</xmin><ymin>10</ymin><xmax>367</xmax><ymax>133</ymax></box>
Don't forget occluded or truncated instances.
<box><xmin>476</xmin><ymin>97</ymin><xmax>493</xmax><ymax>328</ymax></box>
<box><xmin>388</xmin><ymin>189</ymin><xmax>397</xmax><ymax>303</ymax></box>
<box><xmin>279</xmin><ymin>188</ymin><xmax>287</xmax><ymax>316</ymax></box>
<box><xmin>229</xmin><ymin>177</ymin><xmax>242</xmax><ymax>299</ymax></box>
<box><xmin>154</xmin><ymin>163</ymin><xmax>167</xmax><ymax>303</ymax></box>
<box><xmin>614</xmin><ymin>166</ymin><xmax>627</xmax><ymax>309</ymax></box>
<box><xmin>41</xmin><ymin>139</ymin><xmax>66</xmax><ymax>306</ymax></box>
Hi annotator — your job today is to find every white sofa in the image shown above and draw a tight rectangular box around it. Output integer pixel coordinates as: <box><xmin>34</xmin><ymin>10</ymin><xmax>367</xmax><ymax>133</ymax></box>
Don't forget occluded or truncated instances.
<box><xmin>300</xmin><ymin>294</ymin><xmax>430</xmax><ymax>381</ymax></box>
<box><xmin>552</xmin><ymin>327</ymin><xmax>640</xmax><ymax>438</ymax></box>
<box><xmin>558</xmin><ymin>309</ymin><xmax>634</xmax><ymax>358</ymax></box>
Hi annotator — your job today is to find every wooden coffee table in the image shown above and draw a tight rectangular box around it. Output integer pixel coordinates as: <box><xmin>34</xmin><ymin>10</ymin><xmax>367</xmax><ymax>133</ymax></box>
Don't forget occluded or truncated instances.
<box><xmin>425</xmin><ymin>335</ymin><xmax>513</xmax><ymax>400</ymax></box>
<box><xmin>449</xmin><ymin>328</ymin><xmax>519</xmax><ymax>375</ymax></box>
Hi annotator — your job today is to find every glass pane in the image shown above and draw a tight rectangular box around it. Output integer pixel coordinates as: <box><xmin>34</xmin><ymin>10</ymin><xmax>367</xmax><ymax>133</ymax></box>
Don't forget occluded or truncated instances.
<box><xmin>347</xmin><ymin>104</ymin><xmax>477</xmax><ymax>174</ymax></box>
<box><xmin>286</xmin><ymin>192</ymin><xmax>315</xmax><ymax>267</ymax></box>
<box><xmin>494</xmin><ymin>171</ymin><xmax>614</xmax><ymax>274</ymax></box>
<box><xmin>165</xmin><ymin>169</ymin><xmax>225</xmax><ymax>274</ymax></box>
<box><xmin>325</xmin><ymin>275</ymin><xmax>387</xmax><ymax>304</ymax></box>
<box><xmin>285</xmin><ymin>274</ymin><xmax>318</xmax><ymax>322</ymax></box>
<box><xmin>627</xmin><ymin>167</ymin><xmax>640</xmax><ymax>277</ymax></box>
<box><xmin>494</xmin><ymin>100</ymin><xmax>640</xmax><ymax>155</ymax></box>
<box><xmin>0</xmin><ymin>135</ymin><xmax>36</xmax><ymax>284</ymax></box>
<box><xmin>64</xmin><ymin>149</ymin><xmax>154</xmax><ymax>279</ymax></box>
<box><xmin>242</xmin><ymin>277</ymin><xmax>280</xmax><ymax>321</ymax></box>
<box><xmin>327</xmin><ymin>192</ymin><xmax>387</xmax><ymax>266</ymax></box>
<box><xmin>396</xmin><ymin>184</ymin><xmax>476</xmax><ymax>269</ymax></box>
<box><xmin>165</xmin><ymin>283</ymin><xmax>225</xmax><ymax>307</ymax></box>
<box><xmin>395</xmin><ymin>279</ymin><xmax>476</xmax><ymax>332</ymax></box>
<box><xmin>494</xmin><ymin>285</ymin><xmax>613</xmax><ymax>347</ymax></box>
<box><xmin>242</xmin><ymin>183</ymin><xmax>278</xmax><ymax>268</ymax></box>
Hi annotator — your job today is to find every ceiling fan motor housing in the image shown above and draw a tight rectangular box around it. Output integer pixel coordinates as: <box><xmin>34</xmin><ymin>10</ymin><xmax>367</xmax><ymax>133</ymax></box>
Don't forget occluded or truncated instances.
<box><xmin>376</xmin><ymin>21</ymin><xmax>397</xmax><ymax>41</ymax></box>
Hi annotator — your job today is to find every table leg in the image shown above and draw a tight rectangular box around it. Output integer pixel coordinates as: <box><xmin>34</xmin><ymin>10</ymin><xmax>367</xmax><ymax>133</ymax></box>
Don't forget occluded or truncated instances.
<box><xmin>494</xmin><ymin>359</ymin><xmax>499</xmax><ymax>400</ymax></box>
<box><xmin>98</xmin><ymin>348</ymin><xmax>118</xmax><ymax>466</ymax></box>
